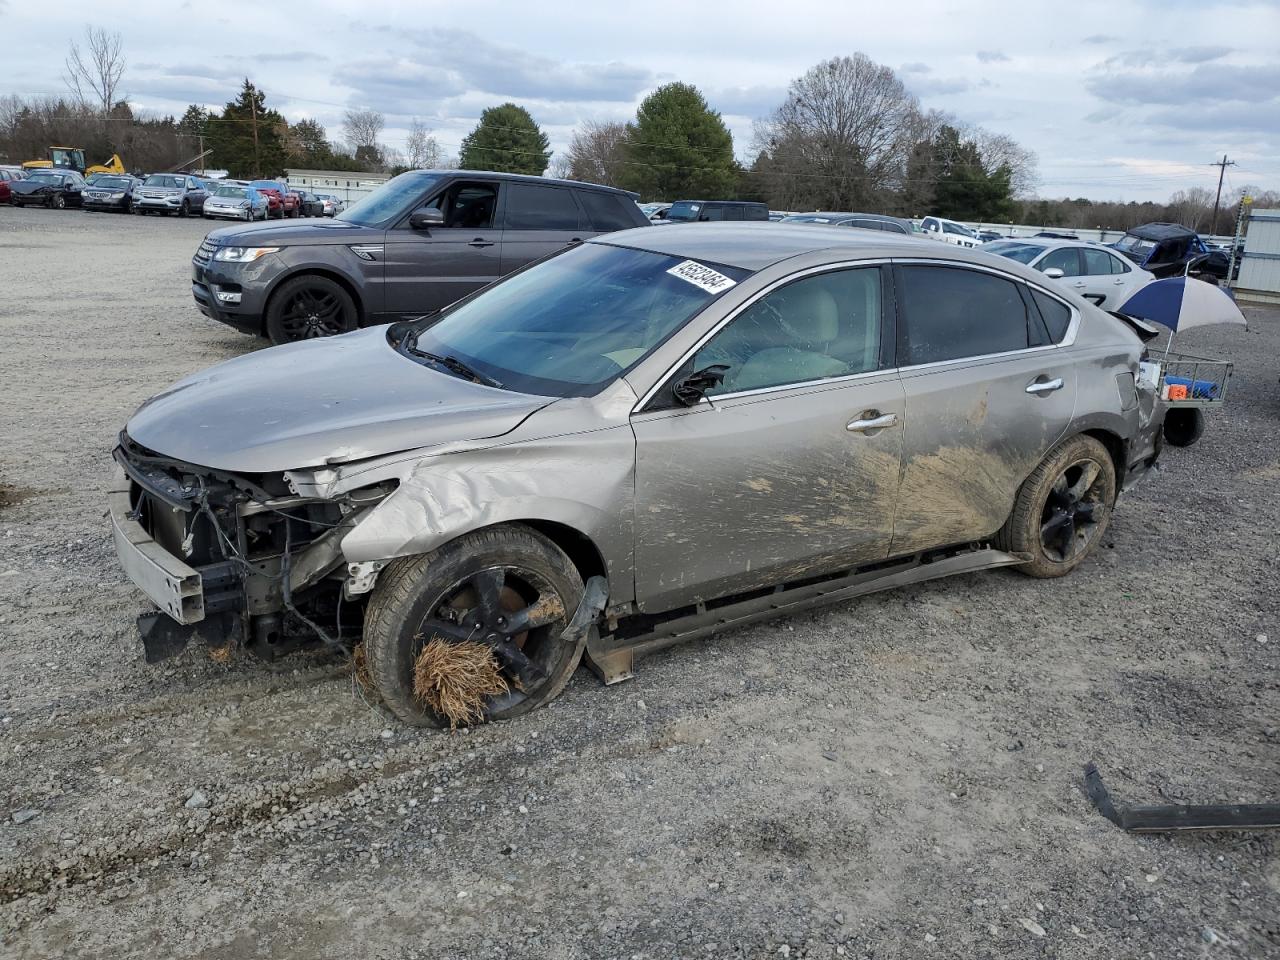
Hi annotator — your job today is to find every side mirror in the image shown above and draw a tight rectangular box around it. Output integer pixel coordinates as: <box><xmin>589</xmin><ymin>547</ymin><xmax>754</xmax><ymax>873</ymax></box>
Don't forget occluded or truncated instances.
<box><xmin>673</xmin><ymin>364</ymin><xmax>730</xmax><ymax>406</ymax></box>
<box><xmin>1043</xmin><ymin>267</ymin><xmax>1065</xmax><ymax>279</ymax></box>
<box><xmin>409</xmin><ymin>207</ymin><xmax>445</xmax><ymax>230</ymax></box>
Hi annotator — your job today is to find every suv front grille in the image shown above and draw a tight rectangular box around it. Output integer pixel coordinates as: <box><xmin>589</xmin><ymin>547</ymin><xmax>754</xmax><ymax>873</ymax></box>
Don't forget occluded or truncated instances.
<box><xmin>194</xmin><ymin>239</ymin><xmax>217</xmax><ymax>265</ymax></box>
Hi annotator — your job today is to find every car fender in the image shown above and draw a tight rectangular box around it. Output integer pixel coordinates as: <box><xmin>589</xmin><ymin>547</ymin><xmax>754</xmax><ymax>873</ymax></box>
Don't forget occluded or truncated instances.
<box><xmin>338</xmin><ymin>424</ymin><xmax>637</xmax><ymax>603</ymax></box>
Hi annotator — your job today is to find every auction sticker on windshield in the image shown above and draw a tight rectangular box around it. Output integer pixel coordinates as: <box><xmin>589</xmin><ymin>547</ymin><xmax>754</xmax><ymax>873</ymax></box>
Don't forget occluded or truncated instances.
<box><xmin>667</xmin><ymin>260</ymin><xmax>738</xmax><ymax>294</ymax></box>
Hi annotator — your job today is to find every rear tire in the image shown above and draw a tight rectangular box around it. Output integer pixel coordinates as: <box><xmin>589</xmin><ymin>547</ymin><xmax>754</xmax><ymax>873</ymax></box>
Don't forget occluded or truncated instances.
<box><xmin>264</xmin><ymin>274</ymin><xmax>358</xmax><ymax>344</ymax></box>
<box><xmin>995</xmin><ymin>434</ymin><xmax>1116</xmax><ymax>578</ymax></box>
<box><xmin>179</xmin><ymin>200</ymin><xmax>190</xmax><ymax>218</ymax></box>
<box><xmin>363</xmin><ymin>525</ymin><xmax>586</xmax><ymax>727</ymax></box>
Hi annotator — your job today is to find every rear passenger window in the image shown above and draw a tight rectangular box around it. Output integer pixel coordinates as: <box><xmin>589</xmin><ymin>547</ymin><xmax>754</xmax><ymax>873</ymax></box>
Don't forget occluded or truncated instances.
<box><xmin>1081</xmin><ymin>248</ymin><xmax>1115</xmax><ymax>276</ymax></box>
<box><xmin>743</xmin><ymin>205</ymin><xmax>769</xmax><ymax>221</ymax></box>
<box><xmin>1031</xmin><ymin>289</ymin><xmax>1072</xmax><ymax>342</ymax></box>
<box><xmin>898</xmin><ymin>266</ymin><xmax>1031</xmax><ymax>364</ymax></box>
<box><xmin>700</xmin><ymin>205</ymin><xmax>727</xmax><ymax>222</ymax></box>
<box><xmin>578</xmin><ymin>191</ymin><xmax>637</xmax><ymax>232</ymax></box>
<box><xmin>503</xmin><ymin>184</ymin><xmax>581</xmax><ymax>230</ymax></box>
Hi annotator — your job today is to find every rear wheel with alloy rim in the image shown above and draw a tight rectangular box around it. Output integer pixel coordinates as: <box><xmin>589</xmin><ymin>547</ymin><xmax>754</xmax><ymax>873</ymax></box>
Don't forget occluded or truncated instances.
<box><xmin>264</xmin><ymin>274</ymin><xmax>358</xmax><ymax>343</ymax></box>
<box><xmin>51</xmin><ymin>194</ymin><xmax>66</xmax><ymax>209</ymax></box>
<box><xmin>996</xmin><ymin>434</ymin><xmax>1116</xmax><ymax>578</ymax></box>
<box><xmin>363</xmin><ymin>526</ymin><xmax>586</xmax><ymax>727</ymax></box>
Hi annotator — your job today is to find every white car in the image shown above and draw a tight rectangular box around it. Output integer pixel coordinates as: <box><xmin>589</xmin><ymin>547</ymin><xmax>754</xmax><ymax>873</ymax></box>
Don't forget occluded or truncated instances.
<box><xmin>919</xmin><ymin>215</ymin><xmax>983</xmax><ymax>249</ymax></box>
<box><xmin>983</xmin><ymin>238</ymin><xmax>1155</xmax><ymax>310</ymax></box>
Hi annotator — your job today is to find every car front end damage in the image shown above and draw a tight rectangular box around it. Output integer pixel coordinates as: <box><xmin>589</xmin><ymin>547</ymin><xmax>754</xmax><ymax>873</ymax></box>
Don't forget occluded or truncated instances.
<box><xmin>110</xmin><ymin>432</ymin><xmax>393</xmax><ymax>663</ymax></box>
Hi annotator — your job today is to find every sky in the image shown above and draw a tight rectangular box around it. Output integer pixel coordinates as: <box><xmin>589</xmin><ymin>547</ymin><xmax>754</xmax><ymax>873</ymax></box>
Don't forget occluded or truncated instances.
<box><xmin>4</xmin><ymin>0</ymin><xmax>1278</xmax><ymax>202</ymax></box>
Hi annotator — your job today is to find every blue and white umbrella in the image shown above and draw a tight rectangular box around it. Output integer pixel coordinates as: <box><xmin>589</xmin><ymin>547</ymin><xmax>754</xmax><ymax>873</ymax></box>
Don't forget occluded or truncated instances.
<box><xmin>1118</xmin><ymin>276</ymin><xmax>1247</xmax><ymax>333</ymax></box>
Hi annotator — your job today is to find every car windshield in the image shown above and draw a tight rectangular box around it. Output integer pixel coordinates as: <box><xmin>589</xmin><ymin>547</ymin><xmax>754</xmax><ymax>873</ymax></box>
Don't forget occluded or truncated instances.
<box><xmin>214</xmin><ymin>186</ymin><xmax>247</xmax><ymax>198</ymax></box>
<box><xmin>408</xmin><ymin>242</ymin><xmax>752</xmax><ymax>398</ymax></box>
<box><xmin>337</xmin><ymin>172</ymin><xmax>442</xmax><ymax>227</ymax></box>
<box><xmin>943</xmin><ymin>221</ymin><xmax>977</xmax><ymax>237</ymax></box>
<box><xmin>144</xmin><ymin>175</ymin><xmax>184</xmax><ymax>188</ymax></box>
<box><xmin>96</xmin><ymin>177</ymin><xmax>131</xmax><ymax>189</ymax></box>
<box><xmin>28</xmin><ymin>172</ymin><xmax>62</xmax><ymax>182</ymax></box>
<box><xmin>984</xmin><ymin>241</ymin><xmax>1046</xmax><ymax>264</ymax></box>
<box><xmin>1114</xmin><ymin>234</ymin><xmax>1157</xmax><ymax>259</ymax></box>
<box><xmin>781</xmin><ymin>214</ymin><xmax>836</xmax><ymax>223</ymax></box>
<box><xmin>665</xmin><ymin>201</ymin><xmax>703</xmax><ymax>222</ymax></box>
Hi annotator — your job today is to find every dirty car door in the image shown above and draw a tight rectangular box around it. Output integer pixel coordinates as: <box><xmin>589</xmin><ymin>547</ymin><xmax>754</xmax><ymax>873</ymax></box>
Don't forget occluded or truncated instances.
<box><xmin>632</xmin><ymin>265</ymin><xmax>904</xmax><ymax>613</ymax></box>
<box><xmin>888</xmin><ymin>263</ymin><xmax>1078</xmax><ymax>555</ymax></box>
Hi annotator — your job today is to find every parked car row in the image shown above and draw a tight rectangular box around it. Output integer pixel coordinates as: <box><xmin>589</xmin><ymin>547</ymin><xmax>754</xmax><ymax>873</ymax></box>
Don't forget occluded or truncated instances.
<box><xmin>2</xmin><ymin>170</ymin><xmax>345</xmax><ymax>222</ymax></box>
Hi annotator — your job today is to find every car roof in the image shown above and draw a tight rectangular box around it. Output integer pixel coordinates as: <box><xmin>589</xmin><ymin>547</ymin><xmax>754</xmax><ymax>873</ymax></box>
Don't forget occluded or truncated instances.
<box><xmin>595</xmin><ymin>221</ymin><xmax>932</xmax><ymax>271</ymax></box>
<box><xmin>1127</xmin><ymin>221</ymin><xmax>1196</xmax><ymax>241</ymax></box>
<box><xmin>416</xmin><ymin>168</ymin><xmax>640</xmax><ymax>200</ymax></box>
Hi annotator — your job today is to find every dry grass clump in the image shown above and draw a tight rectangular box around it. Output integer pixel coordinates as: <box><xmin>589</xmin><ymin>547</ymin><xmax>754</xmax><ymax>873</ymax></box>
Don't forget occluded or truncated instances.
<box><xmin>351</xmin><ymin>643</ymin><xmax>373</xmax><ymax>693</ymax></box>
<box><xmin>412</xmin><ymin>636</ymin><xmax>509</xmax><ymax>728</ymax></box>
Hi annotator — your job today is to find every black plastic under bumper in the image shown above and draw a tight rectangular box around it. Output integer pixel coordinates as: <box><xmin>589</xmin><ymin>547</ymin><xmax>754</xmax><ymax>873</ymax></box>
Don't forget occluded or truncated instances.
<box><xmin>138</xmin><ymin>609</ymin><xmax>243</xmax><ymax>664</ymax></box>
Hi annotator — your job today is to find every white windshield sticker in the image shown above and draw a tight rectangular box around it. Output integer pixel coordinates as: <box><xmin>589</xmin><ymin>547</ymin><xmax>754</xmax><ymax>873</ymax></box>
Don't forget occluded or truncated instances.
<box><xmin>666</xmin><ymin>259</ymin><xmax>737</xmax><ymax>294</ymax></box>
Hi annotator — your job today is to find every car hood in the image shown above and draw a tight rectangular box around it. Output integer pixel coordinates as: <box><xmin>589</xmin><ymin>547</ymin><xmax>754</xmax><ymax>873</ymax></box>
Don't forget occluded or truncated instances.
<box><xmin>125</xmin><ymin>327</ymin><xmax>554</xmax><ymax>473</ymax></box>
<box><xmin>205</xmin><ymin>218</ymin><xmax>381</xmax><ymax>247</ymax></box>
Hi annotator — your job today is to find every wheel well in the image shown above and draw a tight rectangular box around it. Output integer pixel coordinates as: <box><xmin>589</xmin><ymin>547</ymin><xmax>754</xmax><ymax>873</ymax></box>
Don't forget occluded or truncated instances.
<box><xmin>517</xmin><ymin>520</ymin><xmax>609</xmax><ymax>590</ymax></box>
<box><xmin>1081</xmin><ymin>429</ymin><xmax>1126</xmax><ymax>489</ymax></box>
<box><xmin>262</xmin><ymin>269</ymin><xmax>365</xmax><ymax>335</ymax></box>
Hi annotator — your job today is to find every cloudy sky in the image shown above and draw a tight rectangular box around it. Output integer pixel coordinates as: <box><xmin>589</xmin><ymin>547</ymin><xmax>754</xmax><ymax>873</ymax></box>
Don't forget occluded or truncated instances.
<box><xmin>4</xmin><ymin>0</ymin><xmax>1278</xmax><ymax>201</ymax></box>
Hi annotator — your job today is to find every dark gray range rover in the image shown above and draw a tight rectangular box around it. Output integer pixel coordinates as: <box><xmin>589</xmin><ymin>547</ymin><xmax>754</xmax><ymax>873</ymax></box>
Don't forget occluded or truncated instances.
<box><xmin>191</xmin><ymin>170</ymin><xmax>649</xmax><ymax>344</ymax></box>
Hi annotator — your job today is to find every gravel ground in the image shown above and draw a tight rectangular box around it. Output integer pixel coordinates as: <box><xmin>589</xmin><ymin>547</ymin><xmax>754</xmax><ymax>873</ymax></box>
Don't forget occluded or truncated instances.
<box><xmin>0</xmin><ymin>205</ymin><xmax>1277</xmax><ymax>959</ymax></box>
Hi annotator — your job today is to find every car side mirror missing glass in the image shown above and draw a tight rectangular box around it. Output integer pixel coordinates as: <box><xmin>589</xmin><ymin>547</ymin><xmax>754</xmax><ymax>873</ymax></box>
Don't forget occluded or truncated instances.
<box><xmin>409</xmin><ymin>207</ymin><xmax>445</xmax><ymax>231</ymax></box>
<box><xmin>673</xmin><ymin>365</ymin><xmax>730</xmax><ymax>406</ymax></box>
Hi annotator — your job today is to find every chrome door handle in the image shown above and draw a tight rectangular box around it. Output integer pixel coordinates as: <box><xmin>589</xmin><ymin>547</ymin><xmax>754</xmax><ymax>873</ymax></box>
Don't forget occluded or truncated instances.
<box><xmin>846</xmin><ymin>411</ymin><xmax>898</xmax><ymax>433</ymax></box>
<box><xmin>1025</xmin><ymin>377</ymin><xmax>1064</xmax><ymax>395</ymax></box>
<box><xmin>468</xmin><ymin>238</ymin><xmax>495</xmax><ymax>248</ymax></box>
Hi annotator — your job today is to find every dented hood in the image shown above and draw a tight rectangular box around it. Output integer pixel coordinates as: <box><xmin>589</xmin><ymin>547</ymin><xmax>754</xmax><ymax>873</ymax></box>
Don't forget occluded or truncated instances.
<box><xmin>125</xmin><ymin>327</ymin><xmax>553</xmax><ymax>473</ymax></box>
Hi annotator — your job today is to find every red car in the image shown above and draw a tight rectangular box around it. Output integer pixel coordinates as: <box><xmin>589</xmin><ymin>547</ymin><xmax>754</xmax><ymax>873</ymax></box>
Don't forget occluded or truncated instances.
<box><xmin>247</xmin><ymin>180</ymin><xmax>299</xmax><ymax>219</ymax></box>
<box><xmin>0</xmin><ymin>168</ymin><xmax>24</xmax><ymax>204</ymax></box>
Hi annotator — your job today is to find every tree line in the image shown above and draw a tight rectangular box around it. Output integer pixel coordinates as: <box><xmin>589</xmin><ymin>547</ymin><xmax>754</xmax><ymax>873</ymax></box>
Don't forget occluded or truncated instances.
<box><xmin>1</xmin><ymin>28</ymin><xmax>1270</xmax><ymax>233</ymax></box>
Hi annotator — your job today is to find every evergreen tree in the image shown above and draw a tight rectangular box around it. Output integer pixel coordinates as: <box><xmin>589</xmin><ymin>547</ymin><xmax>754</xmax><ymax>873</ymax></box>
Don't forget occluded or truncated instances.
<box><xmin>931</xmin><ymin>124</ymin><xmax>1014</xmax><ymax>221</ymax></box>
<box><xmin>207</xmin><ymin>80</ymin><xmax>287</xmax><ymax>179</ymax></box>
<box><xmin>620</xmin><ymin>83</ymin><xmax>737</xmax><ymax>201</ymax></box>
<box><xmin>458</xmin><ymin>103</ymin><xmax>550</xmax><ymax>175</ymax></box>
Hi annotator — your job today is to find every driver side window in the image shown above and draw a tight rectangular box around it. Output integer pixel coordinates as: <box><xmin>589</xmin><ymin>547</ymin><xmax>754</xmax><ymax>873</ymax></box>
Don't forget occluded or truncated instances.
<box><xmin>428</xmin><ymin>182</ymin><xmax>498</xmax><ymax>229</ymax></box>
<box><xmin>693</xmin><ymin>268</ymin><xmax>883</xmax><ymax>396</ymax></box>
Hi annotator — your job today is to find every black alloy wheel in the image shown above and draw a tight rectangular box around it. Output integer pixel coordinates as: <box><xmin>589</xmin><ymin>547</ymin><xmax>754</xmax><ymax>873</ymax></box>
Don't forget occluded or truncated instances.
<box><xmin>1038</xmin><ymin>458</ymin><xmax>1108</xmax><ymax>564</ymax></box>
<box><xmin>265</xmin><ymin>275</ymin><xmax>358</xmax><ymax>344</ymax></box>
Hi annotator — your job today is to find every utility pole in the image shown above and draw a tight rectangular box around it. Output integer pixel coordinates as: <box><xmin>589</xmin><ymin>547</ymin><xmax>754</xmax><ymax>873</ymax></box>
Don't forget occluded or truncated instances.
<box><xmin>1210</xmin><ymin>154</ymin><xmax>1235</xmax><ymax>236</ymax></box>
<box><xmin>250</xmin><ymin>94</ymin><xmax>260</xmax><ymax>179</ymax></box>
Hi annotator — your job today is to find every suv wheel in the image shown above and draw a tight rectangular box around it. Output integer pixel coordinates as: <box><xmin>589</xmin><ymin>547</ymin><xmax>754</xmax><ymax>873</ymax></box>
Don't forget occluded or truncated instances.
<box><xmin>265</xmin><ymin>275</ymin><xmax>358</xmax><ymax>343</ymax></box>
<box><xmin>995</xmin><ymin>434</ymin><xmax>1116</xmax><ymax>578</ymax></box>
<box><xmin>362</xmin><ymin>526</ymin><xmax>586</xmax><ymax>727</ymax></box>
<box><xmin>178</xmin><ymin>200</ymin><xmax>190</xmax><ymax>218</ymax></box>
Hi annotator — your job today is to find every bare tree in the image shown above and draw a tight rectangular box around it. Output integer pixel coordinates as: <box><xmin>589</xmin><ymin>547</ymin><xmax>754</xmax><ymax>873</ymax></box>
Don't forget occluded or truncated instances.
<box><xmin>754</xmin><ymin>55</ymin><xmax>922</xmax><ymax>212</ymax></box>
<box><xmin>564</xmin><ymin>120</ymin><xmax>628</xmax><ymax>187</ymax></box>
<box><xmin>404</xmin><ymin>117</ymin><xmax>442</xmax><ymax>169</ymax></box>
<box><xmin>342</xmin><ymin>108</ymin><xmax>385</xmax><ymax>153</ymax></box>
<box><xmin>1167</xmin><ymin>186</ymin><xmax>1215</xmax><ymax>230</ymax></box>
<box><xmin>63</xmin><ymin>27</ymin><xmax>126</xmax><ymax>115</ymax></box>
<box><xmin>964</xmin><ymin>127</ymin><xmax>1039</xmax><ymax>198</ymax></box>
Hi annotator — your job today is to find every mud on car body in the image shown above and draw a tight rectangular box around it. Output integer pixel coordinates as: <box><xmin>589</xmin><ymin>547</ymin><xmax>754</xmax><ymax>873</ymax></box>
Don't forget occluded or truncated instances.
<box><xmin>112</xmin><ymin>224</ymin><xmax>1175</xmax><ymax>727</ymax></box>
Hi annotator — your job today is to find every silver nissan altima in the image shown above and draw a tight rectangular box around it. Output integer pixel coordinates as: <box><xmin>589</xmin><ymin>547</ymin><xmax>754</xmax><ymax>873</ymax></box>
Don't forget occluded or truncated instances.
<box><xmin>110</xmin><ymin>223</ymin><xmax>1169</xmax><ymax>726</ymax></box>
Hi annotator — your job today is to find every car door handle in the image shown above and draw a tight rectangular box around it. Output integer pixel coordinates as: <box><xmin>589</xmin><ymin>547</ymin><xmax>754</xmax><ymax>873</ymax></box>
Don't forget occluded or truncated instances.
<box><xmin>1071</xmin><ymin>281</ymin><xmax>1086</xmax><ymax>287</ymax></box>
<box><xmin>846</xmin><ymin>411</ymin><xmax>898</xmax><ymax>434</ymax></box>
<box><xmin>1113</xmin><ymin>278</ymin><xmax>1125</xmax><ymax>284</ymax></box>
<box><xmin>1025</xmin><ymin>377</ymin><xmax>1065</xmax><ymax>395</ymax></box>
<box><xmin>468</xmin><ymin>238</ymin><xmax>495</xmax><ymax>248</ymax></box>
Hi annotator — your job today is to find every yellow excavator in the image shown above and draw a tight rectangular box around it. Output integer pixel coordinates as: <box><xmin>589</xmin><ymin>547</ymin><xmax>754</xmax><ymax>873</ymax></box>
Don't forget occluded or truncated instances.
<box><xmin>22</xmin><ymin>146</ymin><xmax>126</xmax><ymax>176</ymax></box>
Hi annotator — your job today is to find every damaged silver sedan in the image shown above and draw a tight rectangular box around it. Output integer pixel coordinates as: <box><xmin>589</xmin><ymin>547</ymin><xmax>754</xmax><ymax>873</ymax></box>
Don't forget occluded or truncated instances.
<box><xmin>110</xmin><ymin>224</ymin><xmax>1168</xmax><ymax>726</ymax></box>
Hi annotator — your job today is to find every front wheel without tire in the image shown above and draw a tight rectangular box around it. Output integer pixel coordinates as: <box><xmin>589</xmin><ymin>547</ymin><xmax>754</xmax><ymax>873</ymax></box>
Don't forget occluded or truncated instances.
<box><xmin>995</xmin><ymin>434</ymin><xmax>1116</xmax><ymax>578</ymax></box>
<box><xmin>363</xmin><ymin>526</ymin><xmax>586</xmax><ymax>727</ymax></box>
<box><xmin>264</xmin><ymin>275</ymin><xmax>358</xmax><ymax>343</ymax></box>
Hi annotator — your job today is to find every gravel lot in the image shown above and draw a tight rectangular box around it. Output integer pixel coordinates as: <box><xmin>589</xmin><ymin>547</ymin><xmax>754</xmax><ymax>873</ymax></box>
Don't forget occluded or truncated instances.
<box><xmin>0</xmin><ymin>205</ymin><xmax>1277</xmax><ymax>959</ymax></box>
